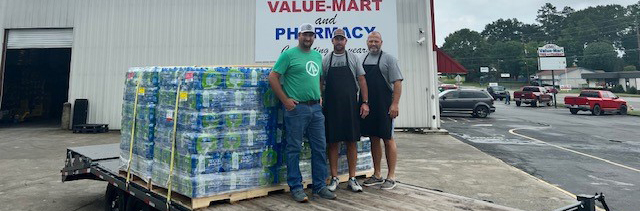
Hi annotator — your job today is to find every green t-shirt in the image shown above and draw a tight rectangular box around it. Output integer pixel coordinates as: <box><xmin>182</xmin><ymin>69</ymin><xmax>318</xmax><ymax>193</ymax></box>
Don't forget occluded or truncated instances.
<box><xmin>273</xmin><ymin>47</ymin><xmax>323</xmax><ymax>102</ymax></box>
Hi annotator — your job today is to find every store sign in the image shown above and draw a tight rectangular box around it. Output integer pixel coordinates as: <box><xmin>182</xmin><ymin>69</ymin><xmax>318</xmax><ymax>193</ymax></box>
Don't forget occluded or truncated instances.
<box><xmin>255</xmin><ymin>0</ymin><xmax>398</xmax><ymax>62</ymax></box>
<box><xmin>480</xmin><ymin>67</ymin><xmax>489</xmax><ymax>73</ymax></box>
<box><xmin>538</xmin><ymin>44</ymin><xmax>565</xmax><ymax>57</ymax></box>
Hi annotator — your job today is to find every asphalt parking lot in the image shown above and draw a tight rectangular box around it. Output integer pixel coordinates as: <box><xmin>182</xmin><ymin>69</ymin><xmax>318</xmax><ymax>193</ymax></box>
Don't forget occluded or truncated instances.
<box><xmin>441</xmin><ymin>102</ymin><xmax>640</xmax><ymax>211</ymax></box>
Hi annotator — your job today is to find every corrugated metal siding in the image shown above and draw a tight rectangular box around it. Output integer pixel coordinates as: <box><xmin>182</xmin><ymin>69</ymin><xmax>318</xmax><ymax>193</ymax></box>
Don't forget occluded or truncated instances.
<box><xmin>1</xmin><ymin>0</ymin><xmax>75</xmax><ymax>28</ymax></box>
<box><xmin>1</xmin><ymin>0</ymin><xmax>438</xmax><ymax>129</ymax></box>
<box><xmin>69</xmin><ymin>0</ymin><xmax>258</xmax><ymax>129</ymax></box>
<box><xmin>394</xmin><ymin>0</ymin><xmax>434</xmax><ymax>128</ymax></box>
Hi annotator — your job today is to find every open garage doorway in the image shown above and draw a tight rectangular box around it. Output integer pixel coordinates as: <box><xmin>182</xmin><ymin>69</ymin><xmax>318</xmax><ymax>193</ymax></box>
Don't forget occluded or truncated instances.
<box><xmin>0</xmin><ymin>29</ymin><xmax>73</xmax><ymax>125</ymax></box>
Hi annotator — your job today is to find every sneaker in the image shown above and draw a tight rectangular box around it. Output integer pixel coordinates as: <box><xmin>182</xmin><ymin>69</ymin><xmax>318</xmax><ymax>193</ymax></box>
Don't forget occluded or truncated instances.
<box><xmin>327</xmin><ymin>177</ymin><xmax>340</xmax><ymax>192</ymax></box>
<box><xmin>347</xmin><ymin>177</ymin><xmax>363</xmax><ymax>192</ymax></box>
<box><xmin>291</xmin><ymin>189</ymin><xmax>308</xmax><ymax>203</ymax></box>
<box><xmin>362</xmin><ymin>175</ymin><xmax>384</xmax><ymax>186</ymax></box>
<box><xmin>381</xmin><ymin>179</ymin><xmax>397</xmax><ymax>190</ymax></box>
<box><xmin>313</xmin><ymin>187</ymin><xmax>337</xmax><ymax>200</ymax></box>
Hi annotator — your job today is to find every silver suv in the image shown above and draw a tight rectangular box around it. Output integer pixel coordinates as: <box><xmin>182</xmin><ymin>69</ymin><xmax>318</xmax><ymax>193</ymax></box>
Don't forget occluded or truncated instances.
<box><xmin>439</xmin><ymin>89</ymin><xmax>496</xmax><ymax>118</ymax></box>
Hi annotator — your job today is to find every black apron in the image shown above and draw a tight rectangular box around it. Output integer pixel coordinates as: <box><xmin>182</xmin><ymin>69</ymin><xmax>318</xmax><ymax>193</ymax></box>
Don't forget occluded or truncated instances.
<box><xmin>361</xmin><ymin>51</ymin><xmax>393</xmax><ymax>139</ymax></box>
<box><xmin>324</xmin><ymin>52</ymin><xmax>360</xmax><ymax>143</ymax></box>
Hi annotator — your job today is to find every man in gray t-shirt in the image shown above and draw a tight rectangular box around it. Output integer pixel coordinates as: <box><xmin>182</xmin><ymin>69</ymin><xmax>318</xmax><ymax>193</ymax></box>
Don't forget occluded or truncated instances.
<box><xmin>360</xmin><ymin>31</ymin><xmax>403</xmax><ymax>190</ymax></box>
<box><xmin>321</xmin><ymin>28</ymin><xmax>370</xmax><ymax>193</ymax></box>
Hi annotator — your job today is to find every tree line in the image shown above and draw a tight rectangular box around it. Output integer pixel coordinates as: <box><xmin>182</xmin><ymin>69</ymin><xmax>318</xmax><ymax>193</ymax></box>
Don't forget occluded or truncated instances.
<box><xmin>441</xmin><ymin>2</ymin><xmax>640</xmax><ymax>82</ymax></box>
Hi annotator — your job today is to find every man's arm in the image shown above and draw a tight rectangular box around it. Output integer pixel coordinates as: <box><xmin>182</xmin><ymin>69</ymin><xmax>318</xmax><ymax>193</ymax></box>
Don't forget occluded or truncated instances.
<box><xmin>319</xmin><ymin>77</ymin><xmax>323</xmax><ymax>105</ymax></box>
<box><xmin>358</xmin><ymin>75</ymin><xmax>369</xmax><ymax>118</ymax></box>
<box><xmin>268</xmin><ymin>71</ymin><xmax>297</xmax><ymax>111</ymax></box>
<box><xmin>389</xmin><ymin>80</ymin><xmax>402</xmax><ymax>119</ymax></box>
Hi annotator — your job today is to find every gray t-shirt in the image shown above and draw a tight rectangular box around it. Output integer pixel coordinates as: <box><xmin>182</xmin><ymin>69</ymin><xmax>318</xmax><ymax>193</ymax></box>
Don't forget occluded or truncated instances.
<box><xmin>322</xmin><ymin>51</ymin><xmax>366</xmax><ymax>91</ymax></box>
<box><xmin>362</xmin><ymin>51</ymin><xmax>403</xmax><ymax>92</ymax></box>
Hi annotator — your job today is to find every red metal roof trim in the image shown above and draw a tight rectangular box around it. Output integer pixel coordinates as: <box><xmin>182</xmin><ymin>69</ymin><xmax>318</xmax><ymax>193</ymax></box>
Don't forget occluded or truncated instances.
<box><xmin>436</xmin><ymin>48</ymin><xmax>468</xmax><ymax>74</ymax></box>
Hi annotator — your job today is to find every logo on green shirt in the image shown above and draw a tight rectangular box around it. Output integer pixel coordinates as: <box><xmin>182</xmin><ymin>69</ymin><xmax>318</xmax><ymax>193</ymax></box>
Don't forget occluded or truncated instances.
<box><xmin>306</xmin><ymin>61</ymin><xmax>320</xmax><ymax>76</ymax></box>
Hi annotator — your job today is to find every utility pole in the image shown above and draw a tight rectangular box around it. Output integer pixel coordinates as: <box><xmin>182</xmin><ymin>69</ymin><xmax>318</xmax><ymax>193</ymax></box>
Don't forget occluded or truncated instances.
<box><xmin>636</xmin><ymin>16</ymin><xmax>640</xmax><ymax>68</ymax></box>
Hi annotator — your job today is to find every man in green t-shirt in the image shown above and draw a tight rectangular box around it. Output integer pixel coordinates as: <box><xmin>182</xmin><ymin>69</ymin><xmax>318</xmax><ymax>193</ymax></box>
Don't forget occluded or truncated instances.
<box><xmin>268</xmin><ymin>23</ymin><xmax>336</xmax><ymax>202</ymax></box>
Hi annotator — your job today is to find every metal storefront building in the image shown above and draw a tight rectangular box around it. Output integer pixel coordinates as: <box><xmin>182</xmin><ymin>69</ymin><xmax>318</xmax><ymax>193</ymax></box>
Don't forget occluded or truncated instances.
<box><xmin>0</xmin><ymin>0</ymin><xmax>440</xmax><ymax>130</ymax></box>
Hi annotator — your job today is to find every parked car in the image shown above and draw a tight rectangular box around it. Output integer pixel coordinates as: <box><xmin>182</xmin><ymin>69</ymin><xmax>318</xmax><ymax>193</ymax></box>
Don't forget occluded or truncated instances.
<box><xmin>513</xmin><ymin>86</ymin><xmax>553</xmax><ymax>107</ymax></box>
<box><xmin>486</xmin><ymin>85</ymin><xmax>509</xmax><ymax>101</ymax></box>
<box><xmin>439</xmin><ymin>89</ymin><xmax>496</xmax><ymax>118</ymax></box>
<box><xmin>438</xmin><ymin>84</ymin><xmax>459</xmax><ymax>92</ymax></box>
<box><xmin>564</xmin><ymin>90</ymin><xmax>628</xmax><ymax>115</ymax></box>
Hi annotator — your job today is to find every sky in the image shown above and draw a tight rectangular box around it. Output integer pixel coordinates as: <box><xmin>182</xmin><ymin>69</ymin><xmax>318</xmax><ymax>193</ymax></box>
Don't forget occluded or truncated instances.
<box><xmin>434</xmin><ymin>0</ymin><xmax>639</xmax><ymax>46</ymax></box>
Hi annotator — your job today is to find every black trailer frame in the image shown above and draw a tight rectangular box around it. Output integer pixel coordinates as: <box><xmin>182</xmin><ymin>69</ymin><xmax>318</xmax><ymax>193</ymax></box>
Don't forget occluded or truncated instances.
<box><xmin>61</xmin><ymin>143</ymin><xmax>188</xmax><ymax>211</ymax></box>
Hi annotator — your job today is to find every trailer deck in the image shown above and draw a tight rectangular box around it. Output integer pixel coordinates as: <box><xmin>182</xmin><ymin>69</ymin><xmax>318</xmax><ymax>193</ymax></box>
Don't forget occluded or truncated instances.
<box><xmin>61</xmin><ymin>143</ymin><xmax>519</xmax><ymax>211</ymax></box>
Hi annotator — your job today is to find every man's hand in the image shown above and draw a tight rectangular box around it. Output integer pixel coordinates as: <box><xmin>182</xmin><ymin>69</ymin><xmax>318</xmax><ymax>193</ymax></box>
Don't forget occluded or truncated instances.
<box><xmin>284</xmin><ymin>98</ymin><xmax>298</xmax><ymax>111</ymax></box>
<box><xmin>389</xmin><ymin>103</ymin><xmax>399</xmax><ymax>119</ymax></box>
<box><xmin>360</xmin><ymin>104</ymin><xmax>370</xmax><ymax>119</ymax></box>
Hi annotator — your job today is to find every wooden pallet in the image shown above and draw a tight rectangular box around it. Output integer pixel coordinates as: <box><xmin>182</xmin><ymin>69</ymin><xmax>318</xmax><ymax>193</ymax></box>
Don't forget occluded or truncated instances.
<box><xmin>72</xmin><ymin>124</ymin><xmax>109</xmax><ymax>133</ymax></box>
<box><xmin>149</xmin><ymin>170</ymin><xmax>374</xmax><ymax>210</ymax></box>
<box><xmin>118</xmin><ymin>170</ymin><xmax>153</xmax><ymax>190</ymax></box>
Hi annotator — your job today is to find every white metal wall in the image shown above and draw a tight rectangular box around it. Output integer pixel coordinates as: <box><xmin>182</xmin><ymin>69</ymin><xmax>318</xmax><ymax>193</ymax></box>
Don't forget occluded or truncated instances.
<box><xmin>1</xmin><ymin>0</ymin><xmax>438</xmax><ymax>130</ymax></box>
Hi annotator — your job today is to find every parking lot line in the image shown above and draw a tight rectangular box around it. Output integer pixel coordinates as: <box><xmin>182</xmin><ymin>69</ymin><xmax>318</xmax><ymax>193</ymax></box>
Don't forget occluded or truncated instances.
<box><xmin>509</xmin><ymin>127</ymin><xmax>640</xmax><ymax>174</ymax></box>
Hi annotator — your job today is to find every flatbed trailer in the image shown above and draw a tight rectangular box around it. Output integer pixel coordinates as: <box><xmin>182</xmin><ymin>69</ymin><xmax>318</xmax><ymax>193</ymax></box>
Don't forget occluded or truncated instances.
<box><xmin>61</xmin><ymin>143</ymin><xmax>520</xmax><ymax>211</ymax></box>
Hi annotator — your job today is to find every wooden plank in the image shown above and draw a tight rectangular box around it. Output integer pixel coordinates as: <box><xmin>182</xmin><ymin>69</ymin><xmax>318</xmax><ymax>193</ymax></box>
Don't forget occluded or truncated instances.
<box><xmin>148</xmin><ymin>170</ymin><xmax>373</xmax><ymax>210</ymax></box>
<box><xmin>118</xmin><ymin>170</ymin><xmax>152</xmax><ymax>190</ymax></box>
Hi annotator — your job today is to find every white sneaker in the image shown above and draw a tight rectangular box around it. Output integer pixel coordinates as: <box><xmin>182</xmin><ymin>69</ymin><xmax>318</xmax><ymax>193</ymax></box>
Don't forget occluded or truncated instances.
<box><xmin>327</xmin><ymin>177</ymin><xmax>340</xmax><ymax>192</ymax></box>
<box><xmin>347</xmin><ymin>177</ymin><xmax>363</xmax><ymax>192</ymax></box>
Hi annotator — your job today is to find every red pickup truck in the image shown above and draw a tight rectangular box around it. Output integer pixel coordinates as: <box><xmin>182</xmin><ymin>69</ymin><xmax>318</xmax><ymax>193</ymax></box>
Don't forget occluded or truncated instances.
<box><xmin>513</xmin><ymin>86</ymin><xmax>553</xmax><ymax>107</ymax></box>
<box><xmin>564</xmin><ymin>90</ymin><xmax>628</xmax><ymax>115</ymax></box>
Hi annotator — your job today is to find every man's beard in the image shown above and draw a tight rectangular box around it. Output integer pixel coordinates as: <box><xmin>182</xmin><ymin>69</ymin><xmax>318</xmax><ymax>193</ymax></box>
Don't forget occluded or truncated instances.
<box><xmin>301</xmin><ymin>41</ymin><xmax>313</xmax><ymax>49</ymax></box>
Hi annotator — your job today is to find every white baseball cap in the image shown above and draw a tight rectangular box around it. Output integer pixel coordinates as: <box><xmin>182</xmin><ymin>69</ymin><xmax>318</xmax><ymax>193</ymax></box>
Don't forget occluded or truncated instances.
<box><xmin>299</xmin><ymin>23</ymin><xmax>315</xmax><ymax>34</ymax></box>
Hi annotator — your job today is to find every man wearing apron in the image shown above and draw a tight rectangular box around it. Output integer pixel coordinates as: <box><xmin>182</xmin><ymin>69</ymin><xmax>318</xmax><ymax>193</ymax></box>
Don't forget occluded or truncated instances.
<box><xmin>322</xmin><ymin>29</ymin><xmax>370</xmax><ymax>193</ymax></box>
<box><xmin>268</xmin><ymin>23</ymin><xmax>336</xmax><ymax>202</ymax></box>
<box><xmin>360</xmin><ymin>32</ymin><xmax>404</xmax><ymax>190</ymax></box>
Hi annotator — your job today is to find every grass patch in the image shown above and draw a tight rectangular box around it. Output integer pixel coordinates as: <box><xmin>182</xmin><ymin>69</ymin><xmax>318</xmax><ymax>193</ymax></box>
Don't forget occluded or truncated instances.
<box><xmin>617</xmin><ymin>93</ymin><xmax>640</xmax><ymax>98</ymax></box>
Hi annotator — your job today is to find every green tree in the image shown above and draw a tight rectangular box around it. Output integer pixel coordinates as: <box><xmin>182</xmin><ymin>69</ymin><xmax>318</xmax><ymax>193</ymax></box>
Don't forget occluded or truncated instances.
<box><xmin>441</xmin><ymin>29</ymin><xmax>491</xmax><ymax>81</ymax></box>
<box><xmin>481</xmin><ymin>19</ymin><xmax>543</xmax><ymax>43</ymax></box>
<box><xmin>491</xmin><ymin>41</ymin><xmax>525</xmax><ymax>79</ymax></box>
<box><xmin>623</xmin><ymin>65</ymin><xmax>637</xmax><ymax>71</ymax></box>
<box><xmin>536</xmin><ymin>3</ymin><xmax>572</xmax><ymax>42</ymax></box>
<box><xmin>580</xmin><ymin>42</ymin><xmax>619</xmax><ymax>71</ymax></box>
<box><xmin>623</xmin><ymin>2</ymin><xmax>640</xmax><ymax>66</ymax></box>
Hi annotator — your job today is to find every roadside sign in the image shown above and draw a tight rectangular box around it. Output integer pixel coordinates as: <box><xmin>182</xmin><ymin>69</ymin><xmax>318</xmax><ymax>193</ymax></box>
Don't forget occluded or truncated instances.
<box><xmin>480</xmin><ymin>67</ymin><xmax>489</xmax><ymax>73</ymax></box>
<box><xmin>560</xmin><ymin>85</ymin><xmax>572</xmax><ymax>91</ymax></box>
<box><xmin>539</xmin><ymin>57</ymin><xmax>567</xmax><ymax>70</ymax></box>
<box><xmin>455</xmin><ymin>75</ymin><xmax>462</xmax><ymax>82</ymax></box>
<box><xmin>538</xmin><ymin>44</ymin><xmax>565</xmax><ymax>57</ymax></box>
<box><xmin>500</xmin><ymin>73</ymin><xmax>510</xmax><ymax>78</ymax></box>
<box><xmin>489</xmin><ymin>83</ymin><xmax>498</xmax><ymax>87</ymax></box>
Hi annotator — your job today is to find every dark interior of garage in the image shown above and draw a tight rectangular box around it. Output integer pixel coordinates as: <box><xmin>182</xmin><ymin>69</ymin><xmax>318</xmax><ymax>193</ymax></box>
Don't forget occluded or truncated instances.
<box><xmin>1</xmin><ymin>48</ymin><xmax>71</xmax><ymax>124</ymax></box>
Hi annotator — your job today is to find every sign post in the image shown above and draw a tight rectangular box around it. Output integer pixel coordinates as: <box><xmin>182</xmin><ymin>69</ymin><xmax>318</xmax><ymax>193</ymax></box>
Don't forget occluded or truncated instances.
<box><xmin>538</xmin><ymin>44</ymin><xmax>566</xmax><ymax>108</ymax></box>
<box><xmin>480</xmin><ymin>67</ymin><xmax>489</xmax><ymax>86</ymax></box>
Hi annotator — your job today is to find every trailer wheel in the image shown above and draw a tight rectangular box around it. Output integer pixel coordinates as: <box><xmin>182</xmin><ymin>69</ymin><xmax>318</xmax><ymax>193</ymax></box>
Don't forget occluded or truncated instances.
<box><xmin>105</xmin><ymin>183</ymin><xmax>126</xmax><ymax>211</ymax></box>
<box><xmin>516</xmin><ymin>101</ymin><xmax>521</xmax><ymax>107</ymax></box>
<box><xmin>570</xmin><ymin>109</ymin><xmax>579</xmax><ymax>115</ymax></box>
<box><xmin>126</xmin><ymin>195</ymin><xmax>151</xmax><ymax>211</ymax></box>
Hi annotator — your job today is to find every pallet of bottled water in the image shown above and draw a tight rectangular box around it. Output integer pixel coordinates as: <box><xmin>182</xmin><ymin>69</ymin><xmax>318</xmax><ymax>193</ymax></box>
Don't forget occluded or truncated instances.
<box><xmin>119</xmin><ymin>66</ymin><xmax>373</xmax><ymax>200</ymax></box>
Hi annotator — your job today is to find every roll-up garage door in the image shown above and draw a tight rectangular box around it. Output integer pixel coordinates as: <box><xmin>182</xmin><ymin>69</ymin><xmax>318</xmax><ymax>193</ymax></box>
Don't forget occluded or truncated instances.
<box><xmin>7</xmin><ymin>28</ymin><xmax>73</xmax><ymax>49</ymax></box>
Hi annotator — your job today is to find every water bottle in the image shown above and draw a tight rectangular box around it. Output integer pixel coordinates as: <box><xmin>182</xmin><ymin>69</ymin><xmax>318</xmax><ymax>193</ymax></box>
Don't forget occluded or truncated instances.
<box><xmin>202</xmin><ymin>67</ymin><xmax>227</xmax><ymax>89</ymax></box>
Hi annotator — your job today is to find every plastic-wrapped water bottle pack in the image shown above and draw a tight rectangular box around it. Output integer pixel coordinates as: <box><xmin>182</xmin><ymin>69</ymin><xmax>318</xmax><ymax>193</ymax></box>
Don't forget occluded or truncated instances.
<box><xmin>120</xmin><ymin>66</ymin><xmax>373</xmax><ymax>198</ymax></box>
<box><xmin>120</xmin><ymin>67</ymin><xmax>160</xmax><ymax>180</ymax></box>
<box><xmin>149</xmin><ymin>66</ymin><xmax>283</xmax><ymax>197</ymax></box>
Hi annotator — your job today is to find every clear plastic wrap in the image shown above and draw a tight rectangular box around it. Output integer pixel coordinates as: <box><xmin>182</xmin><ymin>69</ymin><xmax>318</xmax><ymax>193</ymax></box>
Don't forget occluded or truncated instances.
<box><xmin>120</xmin><ymin>66</ymin><xmax>373</xmax><ymax>199</ymax></box>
